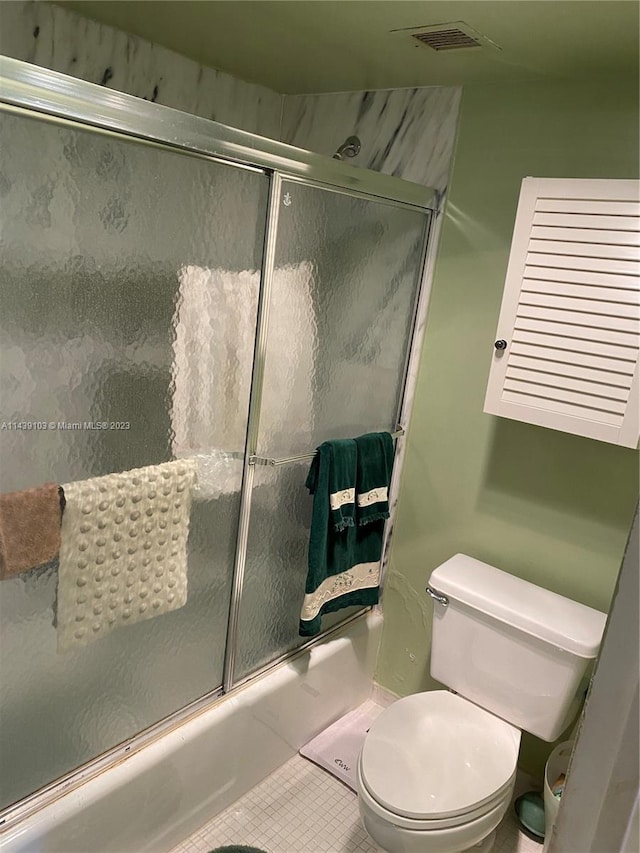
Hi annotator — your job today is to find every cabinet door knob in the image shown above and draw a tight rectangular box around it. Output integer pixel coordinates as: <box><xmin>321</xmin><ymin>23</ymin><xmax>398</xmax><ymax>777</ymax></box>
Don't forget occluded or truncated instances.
<box><xmin>494</xmin><ymin>339</ymin><xmax>508</xmax><ymax>350</ymax></box>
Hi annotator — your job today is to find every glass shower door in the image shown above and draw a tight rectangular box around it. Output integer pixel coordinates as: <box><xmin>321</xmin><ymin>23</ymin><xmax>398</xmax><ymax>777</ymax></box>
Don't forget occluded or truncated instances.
<box><xmin>234</xmin><ymin>180</ymin><xmax>430</xmax><ymax>681</ymax></box>
<box><xmin>0</xmin><ymin>110</ymin><xmax>268</xmax><ymax>809</ymax></box>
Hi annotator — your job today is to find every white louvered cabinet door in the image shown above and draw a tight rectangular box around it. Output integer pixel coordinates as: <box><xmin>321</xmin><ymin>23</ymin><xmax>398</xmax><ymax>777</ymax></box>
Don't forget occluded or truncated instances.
<box><xmin>484</xmin><ymin>178</ymin><xmax>640</xmax><ymax>448</ymax></box>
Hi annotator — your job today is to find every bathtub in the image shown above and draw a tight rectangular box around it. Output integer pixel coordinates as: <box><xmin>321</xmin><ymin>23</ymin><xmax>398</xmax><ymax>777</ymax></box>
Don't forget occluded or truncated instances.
<box><xmin>0</xmin><ymin>611</ymin><xmax>383</xmax><ymax>853</ymax></box>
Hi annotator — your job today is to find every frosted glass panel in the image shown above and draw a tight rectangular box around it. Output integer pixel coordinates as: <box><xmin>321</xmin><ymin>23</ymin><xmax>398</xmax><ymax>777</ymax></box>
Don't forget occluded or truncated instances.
<box><xmin>258</xmin><ymin>182</ymin><xmax>428</xmax><ymax>458</ymax></box>
<box><xmin>234</xmin><ymin>463</ymin><xmax>360</xmax><ymax>679</ymax></box>
<box><xmin>0</xmin><ymin>112</ymin><xmax>268</xmax><ymax>808</ymax></box>
<box><xmin>235</xmin><ymin>183</ymin><xmax>429</xmax><ymax>680</ymax></box>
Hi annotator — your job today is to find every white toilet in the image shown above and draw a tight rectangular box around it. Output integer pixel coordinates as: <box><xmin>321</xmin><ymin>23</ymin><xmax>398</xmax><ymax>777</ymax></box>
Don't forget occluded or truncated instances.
<box><xmin>357</xmin><ymin>554</ymin><xmax>607</xmax><ymax>853</ymax></box>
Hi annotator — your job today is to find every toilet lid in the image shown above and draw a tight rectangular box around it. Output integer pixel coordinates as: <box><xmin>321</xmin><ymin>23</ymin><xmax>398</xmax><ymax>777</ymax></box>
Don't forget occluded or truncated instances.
<box><xmin>360</xmin><ymin>691</ymin><xmax>520</xmax><ymax>821</ymax></box>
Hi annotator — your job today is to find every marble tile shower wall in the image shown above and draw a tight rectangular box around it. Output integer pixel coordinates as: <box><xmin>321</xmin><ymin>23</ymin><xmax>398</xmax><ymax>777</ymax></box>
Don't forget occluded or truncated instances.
<box><xmin>2</xmin><ymin>2</ymin><xmax>462</xmax><ymax>194</ymax></box>
<box><xmin>0</xmin><ymin>0</ymin><xmax>283</xmax><ymax>137</ymax></box>
<box><xmin>281</xmin><ymin>87</ymin><xmax>462</xmax><ymax>192</ymax></box>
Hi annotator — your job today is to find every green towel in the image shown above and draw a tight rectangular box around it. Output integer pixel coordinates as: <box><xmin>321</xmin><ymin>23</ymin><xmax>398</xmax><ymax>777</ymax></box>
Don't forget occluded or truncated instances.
<box><xmin>300</xmin><ymin>438</ymin><xmax>389</xmax><ymax>638</ymax></box>
<box><xmin>354</xmin><ymin>432</ymin><xmax>394</xmax><ymax>526</ymax></box>
<box><xmin>305</xmin><ymin>438</ymin><xmax>357</xmax><ymax>532</ymax></box>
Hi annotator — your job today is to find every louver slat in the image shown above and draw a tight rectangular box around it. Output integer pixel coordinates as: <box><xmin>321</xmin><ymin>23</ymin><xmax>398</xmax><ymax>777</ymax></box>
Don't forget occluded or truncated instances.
<box><xmin>529</xmin><ymin>226</ymin><xmax>640</xmax><ymax>245</ymax></box>
<box><xmin>528</xmin><ymin>239</ymin><xmax>639</xmax><ymax>261</ymax></box>
<box><xmin>505</xmin><ymin>369</ymin><xmax>629</xmax><ymax>403</ymax></box>
<box><xmin>521</xmin><ymin>280</ymin><xmax>638</xmax><ymax>305</ymax></box>
<box><xmin>532</xmin><ymin>212</ymin><xmax>640</xmax><ymax>230</ymax></box>
<box><xmin>526</xmin><ymin>253</ymin><xmax>639</xmax><ymax>276</ymax></box>
<box><xmin>520</xmin><ymin>291</ymin><xmax>640</xmax><ymax>319</ymax></box>
<box><xmin>513</xmin><ymin>316</ymin><xmax>637</xmax><ymax>346</ymax></box>
<box><xmin>484</xmin><ymin>178</ymin><xmax>640</xmax><ymax>447</ymax></box>
<box><xmin>516</xmin><ymin>307</ymin><xmax>639</xmax><ymax>335</ymax></box>
<box><xmin>502</xmin><ymin>379</ymin><xmax>627</xmax><ymax>414</ymax></box>
<box><xmin>507</xmin><ymin>355</ymin><xmax>633</xmax><ymax>387</ymax></box>
<box><xmin>511</xmin><ymin>329</ymin><xmax>635</xmax><ymax>361</ymax></box>
<box><xmin>535</xmin><ymin>199</ymin><xmax>640</xmax><ymax>216</ymax></box>
<box><xmin>522</xmin><ymin>266</ymin><xmax>638</xmax><ymax>289</ymax></box>
<box><xmin>508</xmin><ymin>342</ymin><xmax>637</xmax><ymax>375</ymax></box>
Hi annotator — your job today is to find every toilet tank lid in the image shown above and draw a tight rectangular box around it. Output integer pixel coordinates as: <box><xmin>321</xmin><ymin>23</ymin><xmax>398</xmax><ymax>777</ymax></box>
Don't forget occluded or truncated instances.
<box><xmin>429</xmin><ymin>554</ymin><xmax>607</xmax><ymax>658</ymax></box>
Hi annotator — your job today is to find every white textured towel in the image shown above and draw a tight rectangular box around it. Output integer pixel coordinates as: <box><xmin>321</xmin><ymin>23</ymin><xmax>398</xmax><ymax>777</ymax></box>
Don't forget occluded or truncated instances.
<box><xmin>57</xmin><ymin>460</ymin><xmax>197</xmax><ymax>652</ymax></box>
<box><xmin>170</xmin><ymin>263</ymin><xmax>315</xmax><ymax>495</ymax></box>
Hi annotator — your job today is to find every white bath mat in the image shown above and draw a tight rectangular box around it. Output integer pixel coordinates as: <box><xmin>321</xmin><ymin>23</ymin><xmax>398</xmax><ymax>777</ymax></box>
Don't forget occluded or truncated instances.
<box><xmin>299</xmin><ymin>700</ymin><xmax>386</xmax><ymax>791</ymax></box>
<box><xmin>57</xmin><ymin>460</ymin><xmax>197</xmax><ymax>652</ymax></box>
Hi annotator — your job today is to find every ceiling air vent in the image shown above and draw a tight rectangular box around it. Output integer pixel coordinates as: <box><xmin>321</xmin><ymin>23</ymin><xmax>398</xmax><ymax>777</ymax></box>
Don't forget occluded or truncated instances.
<box><xmin>412</xmin><ymin>27</ymin><xmax>481</xmax><ymax>51</ymax></box>
<box><xmin>392</xmin><ymin>21</ymin><xmax>500</xmax><ymax>53</ymax></box>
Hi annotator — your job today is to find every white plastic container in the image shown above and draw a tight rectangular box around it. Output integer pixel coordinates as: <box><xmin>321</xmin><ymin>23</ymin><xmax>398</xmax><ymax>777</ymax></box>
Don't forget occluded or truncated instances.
<box><xmin>542</xmin><ymin>740</ymin><xmax>573</xmax><ymax>852</ymax></box>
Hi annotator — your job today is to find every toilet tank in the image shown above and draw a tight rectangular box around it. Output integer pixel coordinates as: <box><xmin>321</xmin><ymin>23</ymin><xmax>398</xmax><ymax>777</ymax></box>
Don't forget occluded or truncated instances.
<box><xmin>427</xmin><ymin>554</ymin><xmax>607</xmax><ymax>742</ymax></box>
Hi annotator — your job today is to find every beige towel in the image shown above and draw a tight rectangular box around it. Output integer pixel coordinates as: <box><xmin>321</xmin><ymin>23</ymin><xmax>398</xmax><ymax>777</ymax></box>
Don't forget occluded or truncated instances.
<box><xmin>0</xmin><ymin>483</ymin><xmax>62</xmax><ymax>579</ymax></box>
<box><xmin>57</xmin><ymin>460</ymin><xmax>196</xmax><ymax>652</ymax></box>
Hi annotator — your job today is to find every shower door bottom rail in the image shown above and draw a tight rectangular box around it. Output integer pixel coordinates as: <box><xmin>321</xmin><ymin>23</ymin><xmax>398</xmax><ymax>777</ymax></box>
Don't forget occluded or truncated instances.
<box><xmin>0</xmin><ymin>684</ymin><xmax>223</xmax><ymax>833</ymax></box>
<box><xmin>0</xmin><ymin>608</ymin><xmax>371</xmax><ymax>834</ymax></box>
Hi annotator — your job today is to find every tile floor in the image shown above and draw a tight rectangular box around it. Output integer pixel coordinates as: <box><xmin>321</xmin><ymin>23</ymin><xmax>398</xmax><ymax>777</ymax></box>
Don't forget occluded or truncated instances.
<box><xmin>170</xmin><ymin>753</ymin><xmax>544</xmax><ymax>853</ymax></box>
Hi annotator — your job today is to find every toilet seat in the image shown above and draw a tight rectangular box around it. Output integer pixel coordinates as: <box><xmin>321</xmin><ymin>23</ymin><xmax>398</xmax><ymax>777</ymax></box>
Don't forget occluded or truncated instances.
<box><xmin>358</xmin><ymin>756</ymin><xmax>516</xmax><ymax>831</ymax></box>
<box><xmin>359</xmin><ymin>691</ymin><xmax>521</xmax><ymax>823</ymax></box>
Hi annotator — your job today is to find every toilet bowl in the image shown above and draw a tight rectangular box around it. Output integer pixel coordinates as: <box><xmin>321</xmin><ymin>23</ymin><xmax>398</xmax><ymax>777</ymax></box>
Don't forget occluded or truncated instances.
<box><xmin>358</xmin><ymin>787</ymin><xmax>508</xmax><ymax>853</ymax></box>
<box><xmin>355</xmin><ymin>554</ymin><xmax>607</xmax><ymax>853</ymax></box>
<box><xmin>357</xmin><ymin>691</ymin><xmax>520</xmax><ymax>853</ymax></box>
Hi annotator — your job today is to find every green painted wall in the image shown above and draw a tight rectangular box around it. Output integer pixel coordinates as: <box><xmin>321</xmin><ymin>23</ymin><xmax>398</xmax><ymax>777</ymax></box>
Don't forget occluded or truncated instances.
<box><xmin>376</xmin><ymin>73</ymin><xmax>639</xmax><ymax>778</ymax></box>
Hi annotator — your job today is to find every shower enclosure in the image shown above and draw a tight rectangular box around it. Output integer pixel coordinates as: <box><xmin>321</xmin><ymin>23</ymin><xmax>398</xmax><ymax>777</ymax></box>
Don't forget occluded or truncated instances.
<box><xmin>0</xmin><ymin>57</ymin><xmax>436</xmax><ymax>820</ymax></box>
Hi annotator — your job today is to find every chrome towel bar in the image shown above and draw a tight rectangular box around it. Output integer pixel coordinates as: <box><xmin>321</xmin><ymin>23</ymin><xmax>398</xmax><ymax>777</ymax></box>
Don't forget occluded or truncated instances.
<box><xmin>249</xmin><ymin>427</ymin><xmax>405</xmax><ymax>468</ymax></box>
